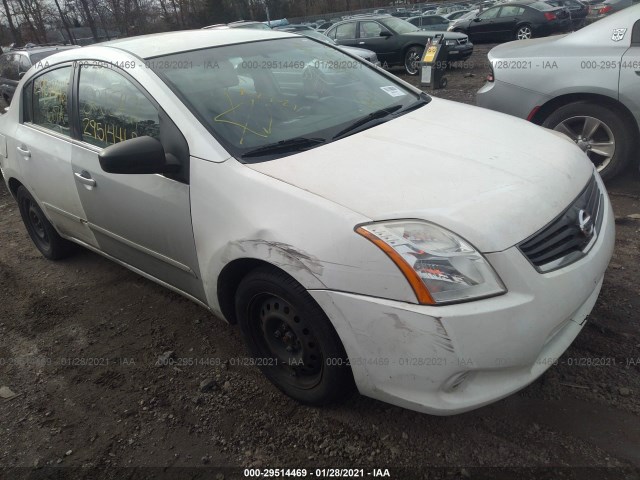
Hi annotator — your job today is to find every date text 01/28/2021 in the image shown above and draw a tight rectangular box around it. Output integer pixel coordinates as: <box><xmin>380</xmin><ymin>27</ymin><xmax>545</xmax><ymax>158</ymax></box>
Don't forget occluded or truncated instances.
<box><xmin>243</xmin><ymin>468</ymin><xmax>392</xmax><ymax>477</ymax></box>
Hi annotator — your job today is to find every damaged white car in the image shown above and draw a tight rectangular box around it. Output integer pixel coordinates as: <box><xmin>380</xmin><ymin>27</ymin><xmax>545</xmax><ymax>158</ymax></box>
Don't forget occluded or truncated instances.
<box><xmin>0</xmin><ymin>29</ymin><xmax>614</xmax><ymax>414</ymax></box>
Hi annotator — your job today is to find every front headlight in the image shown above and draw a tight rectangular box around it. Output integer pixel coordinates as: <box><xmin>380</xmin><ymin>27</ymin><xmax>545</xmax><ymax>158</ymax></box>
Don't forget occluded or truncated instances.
<box><xmin>445</xmin><ymin>39</ymin><xmax>457</xmax><ymax>45</ymax></box>
<box><xmin>356</xmin><ymin>221</ymin><xmax>506</xmax><ymax>305</ymax></box>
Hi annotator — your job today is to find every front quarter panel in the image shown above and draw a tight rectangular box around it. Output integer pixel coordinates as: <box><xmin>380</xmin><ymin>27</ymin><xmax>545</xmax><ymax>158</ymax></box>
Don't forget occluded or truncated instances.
<box><xmin>190</xmin><ymin>158</ymin><xmax>419</xmax><ymax>319</ymax></box>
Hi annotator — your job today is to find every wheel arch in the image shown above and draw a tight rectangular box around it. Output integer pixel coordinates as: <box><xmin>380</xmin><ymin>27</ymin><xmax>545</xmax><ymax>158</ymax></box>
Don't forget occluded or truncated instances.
<box><xmin>529</xmin><ymin>92</ymin><xmax>640</xmax><ymax>142</ymax></box>
<box><xmin>216</xmin><ymin>255</ymin><xmax>324</xmax><ymax>325</ymax></box>
<box><xmin>7</xmin><ymin>176</ymin><xmax>24</xmax><ymax>199</ymax></box>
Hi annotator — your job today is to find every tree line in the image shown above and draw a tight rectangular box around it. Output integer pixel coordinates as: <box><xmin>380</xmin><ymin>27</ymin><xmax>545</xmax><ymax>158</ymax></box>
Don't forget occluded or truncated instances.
<box><xmin>0</xmin><ymin>0</ymin><xmax>404</xmax><ymax>46</ymax></box>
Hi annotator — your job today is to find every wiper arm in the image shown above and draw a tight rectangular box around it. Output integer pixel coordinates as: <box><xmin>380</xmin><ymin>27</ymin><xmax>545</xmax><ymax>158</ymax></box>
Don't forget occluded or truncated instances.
<box><xmin>396</xmin><ymin>93</ymin><xmax>431</xmax><ymax>115</ymax></box>
<box><xmin>241</xmin><ymin>137</ymin><xmax>326</xmax><ymax>159</ymax></box>
<box><xmin>332</xmin><ymin>105</ymin><xmax>402</xmax><ymax>140</ymax></box>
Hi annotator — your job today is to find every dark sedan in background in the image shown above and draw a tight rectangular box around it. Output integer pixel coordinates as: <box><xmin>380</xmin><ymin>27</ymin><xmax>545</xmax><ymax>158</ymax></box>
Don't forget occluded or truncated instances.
<box><xmin>0</xmin><ymin>45</ymin><xmax>77</xmax><ymax>104</ymax></box>
<box><xmin>407</xmin><ymin>14</ymin><xmax>452</xmax><ymax>30</ymax></box>
<box><xmin>450</xmin><ymin>0</ymin><xmax>571</xmax><ymax>40</ymax></box>
<box><xmin>546</xmin><ymin>0</ymin><xmax>589</xmax><ymax>28</ymax></box>
<box><xmin>325</xmin><ymin>15</ymin><xmax>473</xmax><ymax>74</ymax></box>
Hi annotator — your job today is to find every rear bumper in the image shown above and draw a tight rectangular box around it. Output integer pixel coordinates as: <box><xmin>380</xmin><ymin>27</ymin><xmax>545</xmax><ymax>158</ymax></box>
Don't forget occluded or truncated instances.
<box><xmin>310</xmin><ymin>177</ymin><xmax>614</xmax><ymax>415</ymax></box>
<box><xmin>476</xmin><ymin>79</ymin><xmax>550</xmax><ymax>120</ymax></box>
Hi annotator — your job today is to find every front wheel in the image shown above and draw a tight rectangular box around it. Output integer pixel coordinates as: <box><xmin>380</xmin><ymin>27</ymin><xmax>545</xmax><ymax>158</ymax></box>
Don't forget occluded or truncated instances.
<box><xmin>404</xmin><ymin>46</ymin><xmax>424</xmax><ymax>75</ymax></box>
<box><xmin>235</xmin><ymin>266</ymin><xmax>354</xmax><ymax>405</ymax></box>
<box><xmin>515</xmin><ymin>24</ymin><xmax>533</xmax><ymax>40</ymax></box>
<box><xmin>542</xmin><ymin>101</ymin><xmax>634</xmax><ymax>181</ymax></box>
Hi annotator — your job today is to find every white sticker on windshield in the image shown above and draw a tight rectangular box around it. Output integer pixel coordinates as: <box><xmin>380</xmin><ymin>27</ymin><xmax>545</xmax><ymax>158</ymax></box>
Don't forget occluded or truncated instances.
<box><xmin>611</xmin><ymin>28</ymin><xmax>627</xmax><ymax>42</ymax></box>
<box><xmin>380</xmin><ymin>86</ymin><xmax>406</xmax><ymax>97</ymax></box>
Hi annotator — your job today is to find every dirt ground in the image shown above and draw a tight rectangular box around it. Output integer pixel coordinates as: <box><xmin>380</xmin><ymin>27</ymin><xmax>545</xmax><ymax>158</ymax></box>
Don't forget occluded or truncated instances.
<box><xmin>1</xmin><ymin>43</ymin><xmax>639</xmax><ymax>480</ymax></box>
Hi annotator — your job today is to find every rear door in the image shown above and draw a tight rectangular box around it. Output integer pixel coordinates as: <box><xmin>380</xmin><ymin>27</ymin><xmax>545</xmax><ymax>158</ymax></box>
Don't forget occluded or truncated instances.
<box><xmin>12</xmin><ymin>64</ymin><xmax>97</xmax><ymax>246</ymax></box>
<box><xmin>494</xmin><ymin>5</ymin><xmax>526</xmax><ymax>40</ymax></box>
<box><xmin>70</xmin><ymin>63</ymin><xmax>206</xmax><ymax>301</ymax></box>
<box><xmin>356</xmin><ymin>21</ymin><xmax>398</xmax><ymax>63</ymax></box>
<box><xmin>328</xmin><ymin>21</ymin><xmax>359</xmax><ymax>48</ymax></box>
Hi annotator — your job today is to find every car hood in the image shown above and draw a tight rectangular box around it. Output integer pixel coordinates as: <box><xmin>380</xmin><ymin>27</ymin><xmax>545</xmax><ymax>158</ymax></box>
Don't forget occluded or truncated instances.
<box><xmin>247</xmin><ymin>97</ymin><xmax>593</xmax><ymax>253</ymax></box>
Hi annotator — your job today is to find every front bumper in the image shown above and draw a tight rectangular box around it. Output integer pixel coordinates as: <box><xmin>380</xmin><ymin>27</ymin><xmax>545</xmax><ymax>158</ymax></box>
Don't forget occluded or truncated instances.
<box><xmin>446</xmin><ymin>43</ymin><xmax>474</xmax><ymax>60</ymax></box>
<box><xmin>310</xmin><ymin>177</ymin><xmax>615</xmax><ymax>415</ymax></box>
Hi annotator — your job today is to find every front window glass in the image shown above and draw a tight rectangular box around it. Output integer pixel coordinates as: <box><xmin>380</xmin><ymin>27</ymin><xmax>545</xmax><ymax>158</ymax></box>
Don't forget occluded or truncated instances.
<box><xmin>152</xmin><ymin>38</ymin><xmax>424</xmax><ymax>162</ymax></box>
<box><xmin>379</xmin><ymin>17</ymin><xmax>419</xmax><ymax>33</ymax></box>
<box><xmin>31</xmin><ymin>67</ymin><xmax>71</xmax><ymax>135</ymax></box>
<box><xmin>78</xmin><ymin>65</ymin><xmax>160</xmax><ymax>148</ymax></box>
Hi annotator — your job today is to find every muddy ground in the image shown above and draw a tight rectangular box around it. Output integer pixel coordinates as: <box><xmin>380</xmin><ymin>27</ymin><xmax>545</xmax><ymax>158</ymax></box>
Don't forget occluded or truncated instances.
<box><xmin>1</xmin><ymin>43</ymin><xmax>639</xmax><ymax>480</ymax></box>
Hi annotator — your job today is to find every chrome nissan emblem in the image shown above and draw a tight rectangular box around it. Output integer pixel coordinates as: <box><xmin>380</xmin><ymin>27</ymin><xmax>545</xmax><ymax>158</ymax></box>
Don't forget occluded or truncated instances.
<box><xmin>578</xmin><ymin>209</ymin><xmax>594</xmax><ymax>238</ymax></box>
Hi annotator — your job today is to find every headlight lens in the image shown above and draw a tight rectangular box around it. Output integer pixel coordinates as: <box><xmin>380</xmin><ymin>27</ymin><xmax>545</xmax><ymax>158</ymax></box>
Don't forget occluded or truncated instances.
<box><xmin>445</xmin><ymin>39</ymin><xmax>457</xmax><ymax>45</ymax></box>
<box><xmin>356</xmin><ymin>221</ymin><xmax>506</xmax><ymax>305</ymax></box>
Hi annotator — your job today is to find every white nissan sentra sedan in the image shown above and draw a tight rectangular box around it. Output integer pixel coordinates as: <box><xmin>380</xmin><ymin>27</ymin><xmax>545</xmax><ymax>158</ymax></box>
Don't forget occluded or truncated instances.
<box><xmin>0</xmin><ymin>29</ymin><xmax>614</xmax><ymax>415</ymax></box>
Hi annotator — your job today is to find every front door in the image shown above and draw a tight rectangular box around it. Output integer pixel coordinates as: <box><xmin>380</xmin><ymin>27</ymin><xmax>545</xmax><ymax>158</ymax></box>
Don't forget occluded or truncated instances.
<box><xmin>70</xmin><ymin>64</ymin><xmax>206</xmax><ymax>301</ymax></box>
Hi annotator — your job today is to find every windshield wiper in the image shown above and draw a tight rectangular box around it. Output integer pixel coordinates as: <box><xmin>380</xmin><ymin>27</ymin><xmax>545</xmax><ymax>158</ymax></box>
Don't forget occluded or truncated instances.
<box><xmin>241</xmin><ymin>137</ymin><xmax>326</xmax><ymax>159</ymax></box>
<box><xmin>332</xmin><ymin>105</ymin><xmax>402</xmax><ymax>140</ymax></box>
<box><xmin>396</xmin><ymin>93</ymin><xmax>431</xmax><ymax>115</ymax></box>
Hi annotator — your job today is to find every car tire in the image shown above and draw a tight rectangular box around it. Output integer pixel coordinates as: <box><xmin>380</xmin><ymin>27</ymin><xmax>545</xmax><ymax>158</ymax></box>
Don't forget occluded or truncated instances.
<box><xmin>542</xmin><ymin>101</ymin><xmax>634</xmax><ymax>181</ymax></box>
<box><xmin>515</xmin><ymin>24</ymin><xmax>533</xmax><ymax>40</ymax></box>
<box><xmin>235</xmin><ymin>265</ymin><xmax>355</xmax><ymax>405</ymax></box>
<box><xmin>16</xmin><ymin>186</ymin><xmax>77</xmax><ymax>260</ymax></box>
<box><xmin>404</xmin><ymin>46</ymin><xmax>424</xmax><ymax>75</ymax></box>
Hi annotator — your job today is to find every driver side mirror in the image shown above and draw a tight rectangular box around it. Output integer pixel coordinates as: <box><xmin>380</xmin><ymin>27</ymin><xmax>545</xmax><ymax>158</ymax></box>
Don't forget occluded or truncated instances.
<box><xmin>379</xmin><ymin>30</ymin><xmax>392</xmax><ymax>37</ymax></box>
<box><xmin>99</xmin><ymin>136</ymin><xmax>180</xmax><ymax>175</ymax></box>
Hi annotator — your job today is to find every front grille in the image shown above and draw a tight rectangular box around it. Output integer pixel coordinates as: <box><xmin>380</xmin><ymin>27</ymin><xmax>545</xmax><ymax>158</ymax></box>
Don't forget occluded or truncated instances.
<box><xmin>519</xmin><ymin>175</ymin><xmax>603</xmax><ymax>273</ymax></box>
<box><xmin>457</xmin><ymin>37</ymin><xmax>468</xmax><ymax>45</ymax></box>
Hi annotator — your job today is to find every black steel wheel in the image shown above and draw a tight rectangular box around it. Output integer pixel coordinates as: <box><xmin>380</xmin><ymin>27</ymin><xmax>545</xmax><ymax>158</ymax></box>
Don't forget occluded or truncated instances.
<box><xmin>235</xmin><ymin>266</ymin><xmax>354</xmax><ymax>405</ymax></box>
<box><xmin>16</xmin><ymin>186</ymin><xmax>76</xmax><ymax>260</ymax></box>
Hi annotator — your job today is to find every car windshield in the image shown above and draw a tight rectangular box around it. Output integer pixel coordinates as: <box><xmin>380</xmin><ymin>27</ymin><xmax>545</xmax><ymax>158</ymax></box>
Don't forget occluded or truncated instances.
<box><xmin>379</xmin><ymin>17</ymin><xmax>420</xmax><ymax>33</ymax></box>
<box><xmin>151</xmin><ymin>38</ymin><xmax>425</xmax><ymax>162</ymax></box>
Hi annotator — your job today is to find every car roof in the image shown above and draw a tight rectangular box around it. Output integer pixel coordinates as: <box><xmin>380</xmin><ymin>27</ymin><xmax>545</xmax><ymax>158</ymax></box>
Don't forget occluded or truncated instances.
<box><xmin>99</xmin><ymin>29</ymin><xmax>295</xmax><ymax>58</ymax></box>
<box><xmin>6</xmin><ymin>45</ymin><xmax>76</xmax><ymax>56</ymax></box>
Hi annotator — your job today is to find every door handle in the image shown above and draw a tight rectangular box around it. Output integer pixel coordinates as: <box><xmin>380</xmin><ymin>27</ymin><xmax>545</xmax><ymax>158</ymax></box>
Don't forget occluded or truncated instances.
<box><xmin>358</xmin><ymin>41</ymin><xmax>365</xmax><ymax>44</ymax></box>
<box><xmin>16</xmin><ymin>146</ymin><xmax>30</xmax><ymax>158</ymax></box>
<box><xmin>74</xmin><ymin>171</ymin><xmax>96</xmax><ymax>187</ymax></box>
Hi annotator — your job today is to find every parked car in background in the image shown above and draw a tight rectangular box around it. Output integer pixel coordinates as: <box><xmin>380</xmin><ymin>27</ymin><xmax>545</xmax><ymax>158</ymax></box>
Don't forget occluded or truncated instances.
<box><xmin>0</xmin><ymin>45</ymin><xmax>77</xmax><ymax>104</ymax></box>
<box><xmin>273</xmin><ymin>24</ymin><xmax>313</xmax><ymax>31</ymax></box>
<box><xmin>279</xmin><ymin>27</ymin><xmax>381</xmax><ymax>65</ymax></box>
<box><xmin>586</xmin><ymin>0</ymin><xmax>632</xmax><ymax>21</ymax></box>
<box><xmin>448</xmin><ymin>9</ymin><xmax>481</xmax><ymax>29</ymax></box>
<box><xmin>406</xmin><ymin>14</ymin><xmax>452</xmax><ymax>30</ymax></box>
<box><xmin>316</xmin><ymin>21</ymin><xmax>337</xmax><ymax>32</ymax></box>
<box><xmin>446</xmin><ymin>9</ymin><xmax>473</xmax><ymax>19</ymax></box>
<box><xmin>545</xmin><ymin>0</ymin><xmax>589</xmax><ymax>28</ymax></box>
<box><xmin>325</xmin><ymin>15</ymin><xmax>473</xmax><ymax>74</ymax></box>
<box><xmin>203</xmin><ymin>20</ymin><xmax>271</xmax><ymax>30</ymax></box>
<box><xmin>450</xmin><ymin>0</ymin><xmax>571</xmax><ymax>40</ymax></box>
<box><xmin>0</xmin><ymin>28</ymin><xmax>614</xmax><ymax>416</ymax></box>
<box><xmin>477</xmin><ymin>5</ymin><xmax>639</xmax><ymax>180</ymax></box>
